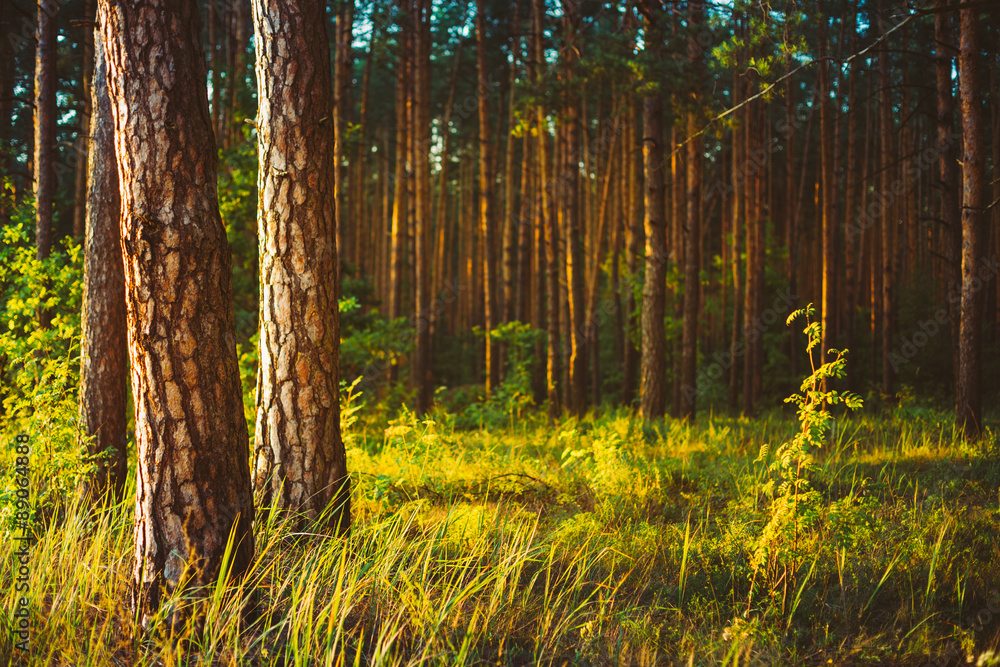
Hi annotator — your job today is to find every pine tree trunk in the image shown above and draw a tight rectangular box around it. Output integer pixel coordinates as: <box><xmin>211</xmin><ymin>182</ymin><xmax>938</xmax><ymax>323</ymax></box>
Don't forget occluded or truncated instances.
<box><xmin>412</xmin><ymin>0</ymin><xmax>432</xmax><ymax>414</ymax></box>
<box><xmin>729</xmin><ymin>55</ymin><xmax>743</xmax><ymax>413</ymax></box>
<box><xmin>934</xmin><ymin>0</ymin><xmax>961</xmax><ymax>404</ymax></box>
<box><xmin>843</xmin><ymin>12</ymin><xmax>858</xmax><ymax>390</ymax></box>
<box><xmin>72</xmin><ymin>0</ymin><xmax>95</xmax><ymax>240</ymax></box>
<box><xmin>34</xmin><ymin>0</ymin><xmax>58</xmax><ymax>261</ymax></box>
<box><xmin>334</xmin><ymin>0</ymin><xmax>353</xmax><ymax>276</ymax></box>
<box><xmin>476</xmin><ymin>0</ymin><xmax>501</xmax><ymax>394</ymax></box>
<box><xmin>623</xmin><ymin>90</ymin><xmax>643</xmax><ymax>407</ymax></box>
<box><xmin>251</xmin><ymin>0</ymin><xmax>351</xmax><ymax>531</ymax></box>
<box><xmin>79</xmin><ymin>34</ymin><xmax>127</xmax><ymax>503</ymax></box>
<box><xmin>389</xmin><ymin>17</ymin><xmax>408</xmax><ymax>342</ymax></box>
<box><xmin>99</xmin><ymin>0</ymin><xmax>255</xmax><ymax>625</ymax></box>
<box><xmin>502</xmin><ymin>0</ymin><xmax>522</xmax><ymax>325</ymax></box>
<box><xmin>819</xmin><ymin>12</ymin><xmax>835</xmax><ymax>386</ymax></box>
<box><xmin>878</xmin><ymin>7</ymin><xmax>895</xmax><ymax>398</ymax></box>
<box><xmin>680</xmin><ymin>1</ymin><xmax>703</xmax><ymax>421</ymax></box>
<box><xmin>956</xmin><ymin>5</ymin><xmax>985</xmax><ymax>438</ymax></box>
<box><xmin>227</xmin><ymin>0</ymin><xmax>248</xmax><ymax>147</ymax></box>
<box><xmin>638</xmin><ymin>8</ymin><xmax>667</xmax><ymax>421</ymax></box>
<box><xmin>561</xmin><ymin>0</ymin><xmax>586</xmax><ymax>415</ymax></box>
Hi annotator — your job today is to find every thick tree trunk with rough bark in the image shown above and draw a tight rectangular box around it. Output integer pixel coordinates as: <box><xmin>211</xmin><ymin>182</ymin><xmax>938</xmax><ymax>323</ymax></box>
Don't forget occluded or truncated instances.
<box><xmin>79</xmin><ymin>35</ymin><xmax>127</xmax><ymax>503</ymax></box>
<box><xmin>99</xmin><ymin>0</ymin><xmax>256</xmax><ymax>625</ymax></box>
<box><xmin>34</xmin><ymin>0</ymin><xmax>57</xmax><ymax>261</ymax></box>
<box><xmin>956</xmin><ymin>5</ymin><xmax>985</xmax><ymax>438</ymax></box>
<box><xmin>251</xmin><ymin>0</ymin><xmax>351</xmax><ymax>530</ymax></box>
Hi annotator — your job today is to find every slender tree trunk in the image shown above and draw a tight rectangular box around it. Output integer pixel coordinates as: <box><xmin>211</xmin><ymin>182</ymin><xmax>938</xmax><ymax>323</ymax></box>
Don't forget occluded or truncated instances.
<box><xmin>878</xmin><ymin>6</ymin><xmax>895</xmax><ymax>398</ymax></box>
<box><xmin>0</xmin><ymin>0</ymin><xmax>13</xmax><ymax>224</ymax></box>
<box><xmin>476</xmin><ymin>0</ymin><xmax>501</xmax><ymax>394</ymax></box>
<box><xmin>956</xmin><ymin>5</ymin><xmax>985</xmax><ymax>438</ymax></box>
<box><xmin>729</xmin><ymin>52</ymin><xmax>743</xmax><ymax>412</ymax></box>
<box><xmin>623</xmin><ymin>89</ymin><xmax>643</xmax><ymax>407</ymax></box>
<box><xmin>935</xmin><ymin>0</ymin><xmax>961</xmax><ymax>403</ymax></box>
<box><xmin>585</xmin><ymin>117</ymin><xmax>616</xmax><ymax>408</ymax></box>
<box><xmin>389</xmin><ymin>20</ymin><xmax>408</xmax><ymax>347</ymax></box>
<box><xmin>334</xmin><ymin>0</ymin><xmax>353</xmax><ymax>279</ymax></box>
<box><xmin>819</xmin><ymin>10</ymin><xmax>835</xmax><ymax>385</ymax></box>
<box><xmin>73</xmin><ymin>0</ymin><xmax>96</xmax><ymax>240</ymax></box>
<box><xmin>742</xmin><ymin>90</ymin><xmax>757</xmax><ymax>416</ymax></box>
<box><xmin>502</xmin><ymin>0</ymin><xmax>523</xmax><ymax>325</ymax></box>
<box><xmin>227</xmin><ymin>0</ymin><xmax>248</xmax><ymax>147</ymax></box>
<box><xmin>680</xmin><ymin>1</ymin><xmax>703</xmax><ymax>421</ymax></box>
<box><xmin>99</xmin><ymin>0</ymin><xmax>255</xmax><ymax>624</ymax></box>
<box><xmin>412</xmin><ymin>0</ymin><xmax>432</xmax><ymax>413</ymax></box>
<box><xmin>561</xmin><ymin>0</ymin><xmax>586</xmax><ymax>415</ymax></box>
<box><xmin>34</xmin><ymin>0</ymin><xmax>58</xmax><ymax>261</ymax></box>
<box><xmin>843</xmin><ymin>12</ymin><xmax>858</xmax><ymax>390</ymax></box>
<box><xmin>354</xmin><ymin>27</ymin><xmax>374</xmax><ymax>277</ymax></box>
<box><xmin>79</xmin><ymin>34</ymin><xmax>127</xmax><ymax>503</ymax></box>
<box><xmin>639</xmin><ymin>5</ymin><xmax>667</xmax><ymax>421</ymax></box>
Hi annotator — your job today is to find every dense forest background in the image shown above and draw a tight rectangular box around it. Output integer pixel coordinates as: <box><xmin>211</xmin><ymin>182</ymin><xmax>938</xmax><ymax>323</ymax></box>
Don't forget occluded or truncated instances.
<box><xmin>4</xmin><ymin>0</ymin><xmax>1000</xmax><ymax>424</ymax></box>
<box><xmin>3</xmin><ymin>0</ymin><xmax>1000</xmax><ymax>664</ymax></box>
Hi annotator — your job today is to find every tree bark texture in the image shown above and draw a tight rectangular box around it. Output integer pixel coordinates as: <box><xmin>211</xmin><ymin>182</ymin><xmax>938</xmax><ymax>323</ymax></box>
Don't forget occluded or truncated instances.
<box><xmin>957</xmin><ymin>5</ymin><xmax>985</xmax><ymax>438</ymax></box>
<box><xmin>98</xmin><ymin>0</ymin><xmax>255</xmax><ymax>624</ymax></box>
<box><xmin>639</xmin><ymin>42</ymin><xmax>667</xmax><ymax>421</ymax></box>
<box><xmin>251</xmin><ymin>0</ymin><xmax>351</xmax><ymax>530</ymax></box>
<box><xmin>79</xmin><ymin>33</ymin><xmax>127</xmax><ymax>503</ymax></box>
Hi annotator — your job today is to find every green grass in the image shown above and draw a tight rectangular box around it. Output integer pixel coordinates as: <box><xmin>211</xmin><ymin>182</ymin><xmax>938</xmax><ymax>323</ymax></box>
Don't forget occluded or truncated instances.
<box><xmin>3</xmin><ymin>403</ymin><xmax>1000</xmax><ymax>665</ymax></box>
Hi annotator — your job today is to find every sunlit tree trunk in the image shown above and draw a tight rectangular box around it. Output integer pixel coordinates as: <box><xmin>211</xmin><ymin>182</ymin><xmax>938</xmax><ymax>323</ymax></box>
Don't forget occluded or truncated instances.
<box><xmin>251</xmin><ymin>0</ymin><xmax>351</xmax><ymax>531</ymax></box>
<box><xmin>638</xmin><ymin>2</ymin><xmax>667</xmax><ymax>421</ymax></box>
<box><xmin>534</xmin><ymin>0</ymin><xmax>560</xmax><ymax>416</ymax></box>
<box><xmin>389</xmin><ymin>12</ymin><xmax>409</xmax><ymax>381</ymax></box>
<box><xmin>561</xmin><ymin>0</ymin><xmax>586</xmax><ymax>415</ymax></box>
<box><xmin>957</xmin><ymin>4</ymin><xmax>985</xmax><ymax>438</ymax></box>
<box><xmin>79</xmin><ymin>34</ymin><xmax>127</xmax><ymax>503</ymax></box>
<box><xmin>476</xmin><ymin>0</ymin><xmax>501</xmax><ymax>394</ymax></box>
<box><xmin>99</xmin><ymin>0</ymin><xmax>255</xmax><ymax>624</ymax></box>
<box><xmin>502</xmin><ymin>0</ymin><xmax>523</xmax><ymax>326</ymax></box>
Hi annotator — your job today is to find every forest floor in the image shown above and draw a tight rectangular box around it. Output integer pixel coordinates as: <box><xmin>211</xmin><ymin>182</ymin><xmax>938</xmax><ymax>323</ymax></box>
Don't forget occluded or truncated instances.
<box><xmin>3</xmin><ymin>401</ymin><xmax>1000</xmax><ymax>666</ymax></box>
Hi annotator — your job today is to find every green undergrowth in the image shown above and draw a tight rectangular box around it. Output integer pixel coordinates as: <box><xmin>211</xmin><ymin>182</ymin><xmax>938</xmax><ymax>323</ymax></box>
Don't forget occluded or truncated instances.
<box><xmin>2</xmin><ymin>402</ymin><xmax>1000</xmax><ymax>665</ymax></box>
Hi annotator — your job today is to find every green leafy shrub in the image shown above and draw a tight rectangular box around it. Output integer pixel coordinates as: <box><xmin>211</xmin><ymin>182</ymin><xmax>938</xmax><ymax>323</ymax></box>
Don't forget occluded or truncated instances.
<box><xmin>0</xmin><ymin>198</ymin><xmax>93</xmax><ymax>535</ymax></box>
